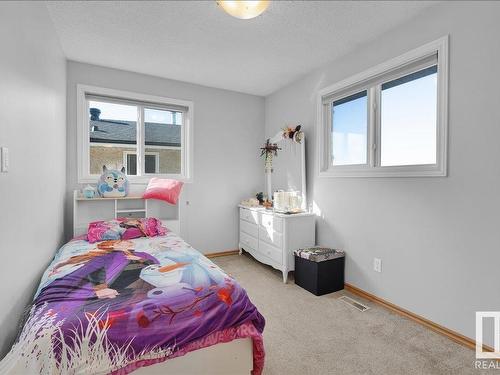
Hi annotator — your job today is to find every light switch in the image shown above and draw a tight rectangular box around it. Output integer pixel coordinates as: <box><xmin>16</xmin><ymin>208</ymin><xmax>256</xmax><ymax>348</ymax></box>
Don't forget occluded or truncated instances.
<box><xmin>1</xmin><ymin>147</ymin><xmax>9</xmax><ymax>172</ymax></box>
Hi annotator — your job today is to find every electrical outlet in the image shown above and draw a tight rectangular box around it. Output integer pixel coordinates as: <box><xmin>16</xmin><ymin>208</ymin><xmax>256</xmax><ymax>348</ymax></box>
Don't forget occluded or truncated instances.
<box><xmin>373</xmin><ymin>258</ymin><xmax>382</xmax><ymax>273</ymax></box>
<box><xmin>1</xmin><ymin>147</ymin><xmax>8</xmax><ymax>173</ymax></box>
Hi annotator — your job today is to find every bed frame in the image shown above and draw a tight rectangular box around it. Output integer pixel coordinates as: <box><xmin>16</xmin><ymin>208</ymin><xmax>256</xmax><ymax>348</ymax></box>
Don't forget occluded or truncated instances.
<box><xmin>72</xmin><ymin>190</ymin><xmax>254</xmax><ymax>374</ymax></box>
<box><xmin>135</xmin><ymin>338</ymin><xmax>253</xmax><ymax>375</ymax></box>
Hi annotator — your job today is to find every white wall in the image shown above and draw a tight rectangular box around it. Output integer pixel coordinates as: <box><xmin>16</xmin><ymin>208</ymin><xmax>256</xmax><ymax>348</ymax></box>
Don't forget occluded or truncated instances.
<box><xmin>0</xmin><ymin>2</ymin><xmax>66</xmax><ymax>357</ymax></box>
<box><xmin>66</xmin><ymin>62</ymin><xmax>265</xmax><ymax>253</ymax></box>
<box><xmin>265</xmin><ymin>1</ymin><xmax>500</xmax><ymax>344</ymax></box>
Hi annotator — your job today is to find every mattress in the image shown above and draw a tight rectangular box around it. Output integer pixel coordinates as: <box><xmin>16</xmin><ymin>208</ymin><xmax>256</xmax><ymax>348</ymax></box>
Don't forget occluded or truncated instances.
<box><xmin>0</xmin><ymin>232</ymin><xmax>265</xmax><ymax>374</ymax></box>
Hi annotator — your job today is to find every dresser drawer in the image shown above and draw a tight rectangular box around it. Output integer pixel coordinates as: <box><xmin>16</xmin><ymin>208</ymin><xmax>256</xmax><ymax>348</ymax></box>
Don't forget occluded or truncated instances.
<box><xmin>260</xmin><ymin>213</ymin><xmax>283</xmax><ymax>233</ymax></box>
<box><xmin>240</xmin><ymin>231</ymin><xmax>258</xmax><ymax>251</ymax></box>
<box><xmin>240</xmin><ymin>219</ymin><xmax>258</xmax><ymax>238</ymax></box>
<box><xmin>259</xmin><ymin>241</ymin><xmax>282</xmax><ymax>264</ymax></box>
<box><xmin>259</xmin><ymin>225</ymin><xmax>283</xmax><ymax>248</ymax></box>
<box><xmin>240</xmin><ymin>208</ymin><xmax>259</xmax><ymax>225</ymax></box>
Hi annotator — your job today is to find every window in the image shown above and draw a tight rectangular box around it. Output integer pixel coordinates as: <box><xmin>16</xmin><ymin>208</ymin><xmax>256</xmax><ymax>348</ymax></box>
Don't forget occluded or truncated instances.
<box><xmin>318</xmin><ymin>36</ymin><xmax>448</xmax><ymax>177</ymax></box>
<box><xmin>77</xmin><ymin>85</ymin><xmax>193</xmax><ymax>183</ymax></box>
<box><xmin>380</xmin><ymin>66</ymin><xmax>437</xmax><ymax>166</ymax></box>
<box><xmin>331</xmin><ymin>91</ymin><xmax>368</xmax><ymax>166</ymax></box>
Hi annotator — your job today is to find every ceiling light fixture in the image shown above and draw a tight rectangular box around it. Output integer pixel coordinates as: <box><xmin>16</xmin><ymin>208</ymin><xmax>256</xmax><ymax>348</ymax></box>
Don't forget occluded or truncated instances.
<box><xmin>217</xmin><ymin>1</ymin><xmax>270</xmax><ymax>20</ymax></box>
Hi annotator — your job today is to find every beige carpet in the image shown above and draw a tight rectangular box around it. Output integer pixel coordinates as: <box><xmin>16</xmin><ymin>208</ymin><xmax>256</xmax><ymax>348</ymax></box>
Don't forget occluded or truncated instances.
<box><xmin>213</xmin><ymin>254</ymin><xmax>483</xmax><ymax>375</ymax></box>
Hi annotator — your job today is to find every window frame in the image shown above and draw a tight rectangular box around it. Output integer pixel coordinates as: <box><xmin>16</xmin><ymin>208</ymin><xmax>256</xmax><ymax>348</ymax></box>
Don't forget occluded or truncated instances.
<box><xmin>77</xmin><ymin>84</ymin><xmax>193</xmax><ymax>183</ymax></box>
<box><xmin>317</xmin><ymin>36</ymin><xmax>448</xmax><ymax>178</ymax></box>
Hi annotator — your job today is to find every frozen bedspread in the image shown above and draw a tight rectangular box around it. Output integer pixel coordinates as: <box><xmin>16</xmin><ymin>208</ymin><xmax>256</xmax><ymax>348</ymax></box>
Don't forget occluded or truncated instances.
<box><xmin>0</xmin><ymin>233</ymin><xmax>265</xmax><ymax>375</ymax></box>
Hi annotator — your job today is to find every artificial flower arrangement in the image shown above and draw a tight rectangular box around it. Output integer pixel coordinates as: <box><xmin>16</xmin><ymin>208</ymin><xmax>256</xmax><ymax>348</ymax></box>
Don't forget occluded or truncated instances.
<box><xmin>260</xmin><ymin>139</ymin><xmax>281</xmax><ymax>173</ymax></box>
<box><xmin>259</xmin><ymin>124</ymin><xmax>304</xmax><ymax>173</ymax></box>
<box><xmin>282</xmin><ymin>124</ymin><xmax>303</xmax><ymax>143</ymax></box>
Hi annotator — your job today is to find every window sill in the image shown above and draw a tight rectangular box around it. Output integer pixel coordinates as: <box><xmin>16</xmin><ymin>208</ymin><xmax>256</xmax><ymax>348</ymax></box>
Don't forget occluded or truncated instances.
<box><xmin>318</xmin><ymin>164</ymin><xmax>447</xmax><ymax>178</ymax></box>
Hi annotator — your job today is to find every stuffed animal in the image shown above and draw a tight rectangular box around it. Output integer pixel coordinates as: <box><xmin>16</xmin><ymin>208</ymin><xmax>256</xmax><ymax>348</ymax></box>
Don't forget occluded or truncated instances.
<box><xmin>97</xmin><ymin>166</ymin><xmax>129</xmax><ymax>197</ymax></box>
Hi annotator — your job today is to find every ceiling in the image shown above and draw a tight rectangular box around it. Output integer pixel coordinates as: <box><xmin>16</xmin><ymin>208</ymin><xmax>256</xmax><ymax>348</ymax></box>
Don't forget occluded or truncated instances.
<box><xmin>46</xmin><ymin>1</ymin><xmax>436</xmax><ymax>96</ymax></box>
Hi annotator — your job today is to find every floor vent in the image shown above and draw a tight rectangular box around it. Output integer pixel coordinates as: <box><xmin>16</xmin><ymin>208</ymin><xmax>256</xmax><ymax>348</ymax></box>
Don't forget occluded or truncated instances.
<box><xmin>338</xmin><ymin>296</ymin><xmax>370</xmax><ymax>312</ymax></box>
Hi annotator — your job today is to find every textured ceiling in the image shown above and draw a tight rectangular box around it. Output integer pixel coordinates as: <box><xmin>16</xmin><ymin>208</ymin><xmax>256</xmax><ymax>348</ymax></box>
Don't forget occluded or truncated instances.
<box><xmin>46</xmin><ymin>1</ymin><xmax>436</xmax><ymax>96</ymax></box>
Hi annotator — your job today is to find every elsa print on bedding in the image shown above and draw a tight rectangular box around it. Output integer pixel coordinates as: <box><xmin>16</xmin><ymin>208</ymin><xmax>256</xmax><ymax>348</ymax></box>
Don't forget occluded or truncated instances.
<box><xmin>1</xmin><ymin>232</ymin><xmax>265</xmax><ymax>375</ymax></box>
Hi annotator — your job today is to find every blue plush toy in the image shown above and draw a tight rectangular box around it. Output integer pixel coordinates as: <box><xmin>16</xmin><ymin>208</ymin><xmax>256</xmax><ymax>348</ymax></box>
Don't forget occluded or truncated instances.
<box><xmin>97</xmin><ymin>166</ymin><xmax>129</xmax><ymax>198</ymax></box>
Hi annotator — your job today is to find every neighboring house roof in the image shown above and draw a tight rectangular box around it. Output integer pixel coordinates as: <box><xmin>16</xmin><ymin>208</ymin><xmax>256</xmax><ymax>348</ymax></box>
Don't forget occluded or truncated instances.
<box><xmin>89</xmin><ymin>119</ymin><xmax>181</xmax><ymax>147</ymax></box>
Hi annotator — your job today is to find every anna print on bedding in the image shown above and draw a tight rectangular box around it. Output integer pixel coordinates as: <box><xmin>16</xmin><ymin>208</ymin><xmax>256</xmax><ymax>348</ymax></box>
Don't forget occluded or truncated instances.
<box><xmin>0</xmin><ymin>232</ymin><xmax>265</xmax><ymax>375</ymax></box>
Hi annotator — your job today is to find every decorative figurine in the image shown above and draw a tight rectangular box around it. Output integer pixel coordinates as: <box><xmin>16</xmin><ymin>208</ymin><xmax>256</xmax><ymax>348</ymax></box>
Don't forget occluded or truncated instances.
<box><xmin>83</xmin><ymin>185</ymin><xmax>97</xmax><ymax>199</ymax></box>
<box><xmin>256</xmin><ymin>192</ymin><xmax>265</xmax><ymax>205</ymax></box>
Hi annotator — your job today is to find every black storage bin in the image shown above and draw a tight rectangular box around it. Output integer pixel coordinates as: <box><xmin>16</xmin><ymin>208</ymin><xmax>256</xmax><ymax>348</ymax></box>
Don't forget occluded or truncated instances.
<box><xmin>294</xmin><ymin>247</ymin><xmax>345</xmax><ymax>296</ymax></box>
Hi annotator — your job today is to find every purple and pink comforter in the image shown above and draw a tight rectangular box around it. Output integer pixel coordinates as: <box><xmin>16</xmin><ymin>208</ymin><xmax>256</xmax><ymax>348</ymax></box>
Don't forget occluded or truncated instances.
<box><xmin>0</xmin><ymin>233</ymin><xmax>265</xmax><ymax>374</ymax></box>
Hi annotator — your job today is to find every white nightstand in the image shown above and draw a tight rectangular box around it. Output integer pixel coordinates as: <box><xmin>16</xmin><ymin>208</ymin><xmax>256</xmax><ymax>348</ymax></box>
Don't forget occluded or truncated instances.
<box><xmin>238</xmin><ymin>205</ymin><xmax>315</xmax><ymax>283</ymax></box>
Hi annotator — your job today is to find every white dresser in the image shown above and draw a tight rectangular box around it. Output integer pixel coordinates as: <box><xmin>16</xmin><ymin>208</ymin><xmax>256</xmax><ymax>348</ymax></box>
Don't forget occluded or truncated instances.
<box><xmin>238</xmin><ymin>206</ymin><xmax>315</xmax><ymax>283</ymax></box>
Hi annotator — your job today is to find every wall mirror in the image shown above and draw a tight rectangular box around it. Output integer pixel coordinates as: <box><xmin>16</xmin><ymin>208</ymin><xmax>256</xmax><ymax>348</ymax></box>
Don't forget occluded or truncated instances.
<box><xmin>264</xmin><ymin>127</ymin><xmax>307</xmax><ymax>212</ymax></box>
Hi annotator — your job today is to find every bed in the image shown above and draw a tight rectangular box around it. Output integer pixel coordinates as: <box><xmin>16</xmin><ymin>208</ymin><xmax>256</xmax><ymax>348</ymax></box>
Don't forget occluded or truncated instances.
<box><xmin>0</xmin><ymin>195</ymin><xmax>265</xmax><ymax>375</ymax></box>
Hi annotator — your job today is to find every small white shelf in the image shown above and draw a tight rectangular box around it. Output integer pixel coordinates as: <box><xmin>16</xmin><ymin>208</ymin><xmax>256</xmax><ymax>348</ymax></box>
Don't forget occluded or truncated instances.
<box><xmin>116</xmin><ymin>209</ymin><xmax>146</xmax><ymax>213</ymax></box>
<box><xmin>75</xmin><ymin>195</ymin><xmax>143</xmax><ymax>201</ymax></box>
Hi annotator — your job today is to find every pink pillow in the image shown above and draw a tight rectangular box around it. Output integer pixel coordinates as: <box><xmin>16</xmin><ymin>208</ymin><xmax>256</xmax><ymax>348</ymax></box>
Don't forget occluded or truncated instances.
<box><xmin>143</xmin><ymin>178</ymin><xmax>184</xmax><ymax>205</ymax></box>
<box><xmin>87</xmin><ymin>219</ymin><xmax>126</xmax><ymax>243</ymax></box>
